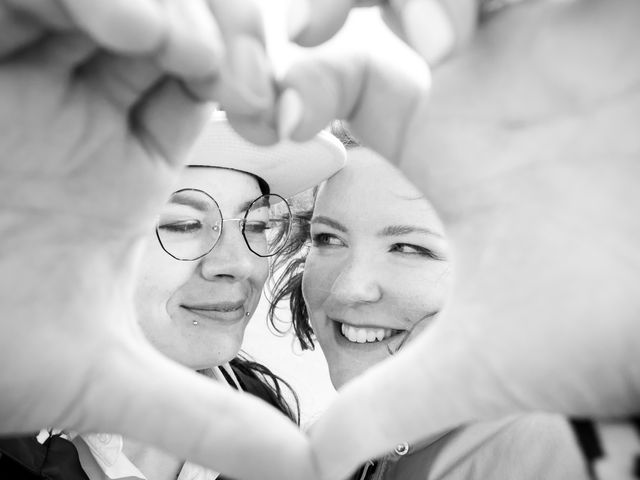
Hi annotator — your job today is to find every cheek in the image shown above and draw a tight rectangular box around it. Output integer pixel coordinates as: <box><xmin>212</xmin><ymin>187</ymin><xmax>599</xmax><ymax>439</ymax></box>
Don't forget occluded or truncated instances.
<box><xmin>134</xmin><ymin>245</ymin><xmax>195</xmax><ymax>325</ymax></box>
<box><xmin>396</xmin><ymin>263</ymin><xmax>453</xmax><ymax>325</ymax></box>
<box><xmin>301</xmin><ymin>253</ymin><xmax>336</xmax><ymax>313</ymax></box>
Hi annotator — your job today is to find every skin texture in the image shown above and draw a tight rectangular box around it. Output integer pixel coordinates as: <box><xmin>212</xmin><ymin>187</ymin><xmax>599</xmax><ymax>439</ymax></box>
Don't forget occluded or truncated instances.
<box><xmin>135</xmin><ymin>167</ymin><xmax>268</xmax><ymax>370</ymax></box>
<box><xmin>279</xmin><ymin>0</ymin><xmax>640</xmax><ymax>478</ymax></box>
<box><xmin>0</xmin><ymin>2</ymin><xmax>316</xmax><ymax>480</ymax></box>
<box><xmin>303</xmin><ymin>149</ymin><xmax>451</xmax><ymax>388</ymax></box>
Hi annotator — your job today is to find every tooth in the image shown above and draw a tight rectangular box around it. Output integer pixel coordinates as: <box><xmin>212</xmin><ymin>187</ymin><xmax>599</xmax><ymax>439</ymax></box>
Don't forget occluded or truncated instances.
<box><xmin>346</xmin><ymin>326</ymin><xmax>358</xmax><ymax>343</ymax></box>
<box><xmin>341</xmin><ymin>324</ymin><xmax>347</xmax><ymax>337</ymax></box>
<box><xmin>356</xmin><ymin>329</ymin><xmax>367</xmax><ymax>343</ymax></box>
<box><xmin>376</xmin><ymin>329</ymin><xmax>385</xmax><ymax>341</ymax></box>
<box><xmin>366</xmin><ymin>330</ymin><xmax>376</xmax><ymax>342</ymax></box>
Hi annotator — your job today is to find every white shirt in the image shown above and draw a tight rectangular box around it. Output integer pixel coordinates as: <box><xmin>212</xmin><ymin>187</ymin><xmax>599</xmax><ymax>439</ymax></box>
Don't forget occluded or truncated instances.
<box><xmin>39</xmin><ymin>364</ymin><xmax>242</xmax><ymax>480</ymax></box>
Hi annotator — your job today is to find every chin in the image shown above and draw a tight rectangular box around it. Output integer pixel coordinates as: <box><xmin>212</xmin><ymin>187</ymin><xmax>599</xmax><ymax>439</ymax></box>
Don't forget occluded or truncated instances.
<box><xmin>329</xmin><ymin>368</ymin><xmax>364</xmax><ymax>391</ymax></box>
<box><xmin>174</xmin><ymin>347</ymin><xmax>241</xmax><ymax>370</ymax></box>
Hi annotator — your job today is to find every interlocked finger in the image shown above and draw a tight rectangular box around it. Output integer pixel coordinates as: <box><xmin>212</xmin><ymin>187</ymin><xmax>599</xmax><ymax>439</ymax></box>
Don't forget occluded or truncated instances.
<box><xmin>279</xmin><ymin>49</ymin><xmax>430</xmax><ymax>161</ymax></box>
<box><xmin>77</xmin><ymin>50</ymin><xmax>164</xmax><ymax>112</ymax></box>
<box><xmin>10</xmin><ymin>31</ymin><xmax>97</xmax><ymax>71</ymax></box>
<box><xmin>154</xmin><ymin>0</ymin><xmax>224</xmax><ymax>79</ymax></box>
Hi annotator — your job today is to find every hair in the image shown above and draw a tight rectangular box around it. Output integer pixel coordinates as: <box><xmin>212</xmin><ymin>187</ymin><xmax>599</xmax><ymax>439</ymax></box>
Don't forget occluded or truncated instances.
<box><xmin>266</xmin><ymin>121</ymin><xmax>359</xmax><ymax>351</ymax></box>
<box><xmin>199</xmin><ymin>355</ymin><xmax>300</xmax><ymax>425</ymax></box>
<box><xmin>232</xmin><ymin>356</ymin><xmax>300</xmax><ymax>424</ymax></box>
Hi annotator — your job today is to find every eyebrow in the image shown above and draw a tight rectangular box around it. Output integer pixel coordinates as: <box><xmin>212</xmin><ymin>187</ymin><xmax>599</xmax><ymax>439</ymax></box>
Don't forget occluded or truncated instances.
<box><xmin>311</xmin><ymin>216</ymin><xmax>443</xmax><ymax>238</ymax></box>
<box><xmin>171</xmin><ymin>195</ymin><xmax>256</xmax><ymax>214</ymax></box>
<box><xmin>310</xmin><ymin>216</ymin><xmax>347</xmax><ymax>232</ymax></box>
<box><xmin>171</xmin><ymin>194</ymin><xmax>212</xmax><ymax>212</ymax></box>
<box><xmin>378</xmin><ymin>225</ymin><xmax>443</xmax><ymax>239</ymax></box>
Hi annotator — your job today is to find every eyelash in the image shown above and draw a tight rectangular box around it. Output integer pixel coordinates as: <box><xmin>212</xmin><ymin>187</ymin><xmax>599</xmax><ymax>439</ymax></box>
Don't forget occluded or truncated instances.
<box><xmin>158</xmin><ymin>220</ymin><xmax>202</xmax><ymax>233</ymax></box>
<box><xmin>311</xmin><ymin>233</ymin><xmax>443</xmax><ymax>261</ymax></box>
<box><xmin>390</xmin><ymin>243</ymin><xmax>443</xmax><ymax>260</ymax></box>
<box><xmin>311</xmin><ymin>233</ymin><xmax>344</xmax><ymax>247</ymax></box>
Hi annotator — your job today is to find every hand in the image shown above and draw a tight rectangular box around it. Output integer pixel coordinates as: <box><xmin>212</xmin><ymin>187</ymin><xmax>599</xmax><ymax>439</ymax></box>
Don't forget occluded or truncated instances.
<box><xmin>0</xmin><ymin>2</ymin><xmax>315</xmax><ymax>479</ymax></box>
<box><xmin>286</xmin><ymin>0</ymin><xmax>478</xmax><ymax>65</ymax></box>
<box><xmin>280</xmin><ymin>0</ymin><xmax>640</xmax><ymax>478</ymax></box>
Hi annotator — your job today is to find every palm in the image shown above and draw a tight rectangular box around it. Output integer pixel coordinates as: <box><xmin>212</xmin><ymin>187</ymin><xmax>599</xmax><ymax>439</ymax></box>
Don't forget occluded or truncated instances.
<box><xmin>0</xmin><ymin>36</ymin><xmax>184</xmax><ymax>434</ymax></box>
<box><xmin>0</xmin><ymin>6</ymin><xmax>318</xmax><ymax>480</ymax></box>
<box><xmin>399</xmin><ymin>0</ymin><xmax>640</xmax><ymax>413</ymax></box>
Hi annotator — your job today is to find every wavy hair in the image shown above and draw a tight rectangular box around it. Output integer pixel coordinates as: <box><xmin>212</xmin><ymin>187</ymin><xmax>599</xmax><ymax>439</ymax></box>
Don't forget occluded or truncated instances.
<box><xmin>266</xmin><ymin>121</ymin><xmax>360</xmax><ymax>351</ymax></box>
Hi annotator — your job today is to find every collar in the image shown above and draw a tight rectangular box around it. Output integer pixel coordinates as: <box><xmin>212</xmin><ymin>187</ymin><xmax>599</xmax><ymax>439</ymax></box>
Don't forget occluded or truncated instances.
<box><xmin>38</xmin><ymin>364</ymin><xmax>241</xmax><ymax>480</ymax></box>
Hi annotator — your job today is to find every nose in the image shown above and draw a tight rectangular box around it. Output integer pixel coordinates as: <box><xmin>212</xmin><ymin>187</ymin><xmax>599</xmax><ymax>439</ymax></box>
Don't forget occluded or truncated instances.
<box><xmin>329</xmin><ymin>253</ymin><xmax>382</xmax><ymax>305</ymax></box>
<box><xmin>199</xmin><ymin>220</ymin><xmax>256</xmax><ymax>281</ymax></box>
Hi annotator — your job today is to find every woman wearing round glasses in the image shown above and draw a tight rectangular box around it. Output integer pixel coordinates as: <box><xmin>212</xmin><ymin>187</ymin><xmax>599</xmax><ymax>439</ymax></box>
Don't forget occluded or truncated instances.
<box><xmin>0</xmin><ymin>113</ymin><xmax>345</xmax><ymax>480</ymax></box>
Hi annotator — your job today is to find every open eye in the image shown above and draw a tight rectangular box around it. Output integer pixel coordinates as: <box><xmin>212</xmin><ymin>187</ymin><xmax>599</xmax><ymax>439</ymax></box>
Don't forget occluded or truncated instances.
<box><xmin>158</xmin><ymin>219</ymin><xmax>202</xmax><ymax>233</ymax></box>
<box><xmin>390</xmin><ymin>243</ymin><xmax>442</xmax><ymax>260</ymax></box>
<box><xmin>311</xmin><ymin>232</ymin><xmax>345</xmax><ymax>248</ymax></box>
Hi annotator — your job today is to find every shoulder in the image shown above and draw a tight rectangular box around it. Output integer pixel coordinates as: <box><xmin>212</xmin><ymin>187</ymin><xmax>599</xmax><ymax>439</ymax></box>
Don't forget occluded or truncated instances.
<box><xmin>392</xmin><ymin>414</ymin><xmax>590</xmax><ymax>480</ymax></box>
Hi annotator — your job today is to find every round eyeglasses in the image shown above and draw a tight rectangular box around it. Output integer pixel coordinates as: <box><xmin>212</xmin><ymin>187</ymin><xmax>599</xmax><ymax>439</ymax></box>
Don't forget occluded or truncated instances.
<box><xmin>155</xmin><ymin>188</ymin><xmax>292</xmax><ymax>261</ymax></box>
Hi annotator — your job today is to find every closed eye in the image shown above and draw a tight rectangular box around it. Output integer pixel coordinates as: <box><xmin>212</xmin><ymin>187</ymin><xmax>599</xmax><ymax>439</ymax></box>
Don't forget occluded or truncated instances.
<box><xmin>158</xmin><ymin>219</ymin><xmax>202</xmax><ymax>233</ymax></box>
<box><xmin>243</xmin><ymin>220</ymin><xmax>269</xmax><ymax>234</ymax></box>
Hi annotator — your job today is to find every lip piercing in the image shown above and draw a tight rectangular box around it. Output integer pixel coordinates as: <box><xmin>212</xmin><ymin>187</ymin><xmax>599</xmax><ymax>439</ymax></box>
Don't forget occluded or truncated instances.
<box><xmin>245</xmin><ymin>312</ymin><xmax>251</xmax><ymax>317</ymax></box>
<box><xmin>192</xmin><ymin>320</ymin><xmax>198</xmax><ymax>326</ymax></box>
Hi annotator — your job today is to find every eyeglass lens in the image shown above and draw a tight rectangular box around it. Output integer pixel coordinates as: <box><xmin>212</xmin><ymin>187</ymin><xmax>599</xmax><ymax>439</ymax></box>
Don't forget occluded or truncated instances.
<box><xmin>156</xmin><ymin>189</ymin><xmax>291</xmax><ymax>261</ymax></box>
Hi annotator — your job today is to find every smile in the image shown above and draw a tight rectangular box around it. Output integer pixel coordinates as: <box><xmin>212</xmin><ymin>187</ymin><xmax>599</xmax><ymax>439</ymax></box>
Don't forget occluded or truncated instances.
<box><xmin>181</xmin><ymin>300</ymin><xmax>247</xmax><ymax>322</ymax></box>
<box><xmin>339</xmin><ymin>323</ymin><xmax>401</xmax><ymax>344</ymax></box>
<box><xmin>186</xmin><ymin>301</ymin><xmax>244</xmax><ymax>312</ymax></box>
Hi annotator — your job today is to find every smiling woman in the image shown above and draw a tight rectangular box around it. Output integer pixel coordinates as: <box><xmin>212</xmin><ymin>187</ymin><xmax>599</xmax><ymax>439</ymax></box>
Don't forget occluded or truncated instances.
<box><xmin>302</xmin><ymin>143</ymin><xmax>451</xmax><ymax>388</ymax></box>
<box><xmin>268</xmin><ymin>122</ymin><xmax>589</xmax><ymax>480</ymax></box>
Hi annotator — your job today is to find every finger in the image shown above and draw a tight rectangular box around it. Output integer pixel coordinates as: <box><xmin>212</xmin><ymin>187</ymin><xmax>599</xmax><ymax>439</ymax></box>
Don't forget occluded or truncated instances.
<box><xmin>278</xmin><ymin>48</ymin><xmax>430</xmax><ymax>161</ymax></box>
<box><xmin>59</xmin><ymin>0</ymin><xmax>166</xmax><ymax>55</ymax></box>
<box><xmin>134</xmin><ymin>77</ymin><xmax>214</xmax><ymax>167</ymax></box>
<box><xmin>3</xmin><ymin>0</ymin><xmax>224</xmax><ymax>80</ymax></box>
<box><xmin>287</xmin><ymin>0</ymin><xmax>354</xmax><ymax>47</ymax></box>
<box><xmin>382</xmin><ymin>0</ymin><xmax>474</xmax><ymax>65</ymax></box>
<box><xmin>288</xmin><ymin>0</ymin><xmax>477</xmax><ymax>65</ymax></box>
<box><xmin>3</xmin><ymin>0</ymin><xmax>75</xmax><ymax>28</ymax></box>
<box><xmin>184</xmin><ymin>0</ymin><xmax>279</xmax><ymax>142</ymax></box>
<box><xmin>153</xmin><ymin>0</ymin><xmax>224</xmax><ymax>79</ymax></box>
<box><xmin>11</xmin><ymin>31</ymin><xmax>97</xmax><ymax>70</ymax></box>
<box><xmin>86</xmin><ymin>342</ymin><xmax>318</xmax><ymax>480</ymax></box>
<box><xmin>225</xmin><ymin>110</ymin><xmax>280</xmax><ymax>146</ymax></box>
<box><xmin>0</xmin><ymin>5</ymin><xmax>44</xmax><ymax>57</ymax></box>
<box><xmin>4</xmin><ymin>0</ymin><xmax>166</xmax><ymax>55</ymax></box>
<box><xmin>201</xmin><ymin>0</ymin><xmax>278</xmax><ymax>121</ymax></box>
<box><xmin>77</xmin><ymin>50</ymin><xmax>164</xmax><ymax>111</ymax></box>
<box><xmin>0</xmin><ymin>0</ymin><xmax>74</xmax><ymax>57</ymax></box>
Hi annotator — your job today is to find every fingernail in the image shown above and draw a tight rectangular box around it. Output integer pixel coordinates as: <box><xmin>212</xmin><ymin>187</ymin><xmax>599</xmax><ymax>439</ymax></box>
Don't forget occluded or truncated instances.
<box><xmin>229</xmin><ymin>36</ymin><xmax>274</xmax><ymax>112</ymax></box>
<box><xmin>402</xmin><ymin>0</ymin><xmax>455</xmax><ymax>65</ymax></box>
<box><xmin>277</xmin><ymin>88</ymin><xmax>303</xmax><ymax>141</ymax></box>
<box><xmin>287</xmin><ymin>0</ymin><xmax>311</xmax><ymax>42</ymax></box>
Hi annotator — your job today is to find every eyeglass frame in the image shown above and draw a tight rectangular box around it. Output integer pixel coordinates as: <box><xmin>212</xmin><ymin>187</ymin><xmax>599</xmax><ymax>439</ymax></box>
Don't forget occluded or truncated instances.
<box><xmin>155</xmin><ymin>188</ymin><xmax>292</xmax><ymax>261</ymax></box>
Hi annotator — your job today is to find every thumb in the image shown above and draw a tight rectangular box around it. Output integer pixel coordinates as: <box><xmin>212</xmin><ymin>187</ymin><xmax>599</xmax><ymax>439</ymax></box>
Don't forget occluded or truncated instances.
<box><xmin>278</xmin><ymin>47</ymin><xmax>430</xmax><ymax>163</ymax></box>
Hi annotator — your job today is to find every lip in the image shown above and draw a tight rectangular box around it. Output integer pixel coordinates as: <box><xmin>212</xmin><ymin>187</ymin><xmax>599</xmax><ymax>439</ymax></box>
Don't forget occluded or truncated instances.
<box><xmin>328</xmin><ymin>316</ymin><xmax>405</xmax><ymax>347</ymax></box>
<box><xmin>181</xmin><ymin>300</ymin><xmax>247</xmax><ymax>323</ymax></box>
